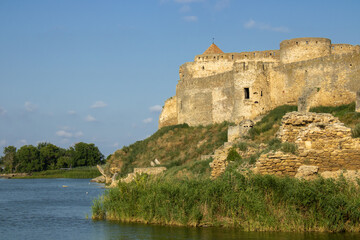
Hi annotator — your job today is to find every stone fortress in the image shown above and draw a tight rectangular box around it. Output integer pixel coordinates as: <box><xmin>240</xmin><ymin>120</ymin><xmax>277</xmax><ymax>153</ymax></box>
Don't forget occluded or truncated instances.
<box><xmin>159</xmin><ymin>37</ymin><xmax>360</xmax><ymax>128</ymax></box>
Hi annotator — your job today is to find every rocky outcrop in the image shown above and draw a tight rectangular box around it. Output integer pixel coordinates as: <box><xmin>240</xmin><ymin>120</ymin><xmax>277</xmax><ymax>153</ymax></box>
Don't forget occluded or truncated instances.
<box><xmin>159</xmin><ymin>96</ymin><xmax>178</xmax><ymax>128</ymax></box>
<box><xmin>109</xmin><ymin>167</ymin><xmax>167</xmax><ymax>187</ymax></box>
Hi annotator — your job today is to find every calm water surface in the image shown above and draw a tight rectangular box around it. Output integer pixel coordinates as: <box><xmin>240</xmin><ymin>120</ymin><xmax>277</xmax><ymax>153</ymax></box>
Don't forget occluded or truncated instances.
<box><xmin>1</xmin><ymin>178</ymin><xmax>360</xmax><ymax>240</ymax></box>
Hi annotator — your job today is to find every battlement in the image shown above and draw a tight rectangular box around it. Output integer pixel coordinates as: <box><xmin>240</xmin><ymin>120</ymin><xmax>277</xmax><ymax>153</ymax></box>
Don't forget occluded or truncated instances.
<box><xmin>194</xmin><ymin>50</ymin><xmax>280</xmax><ymax>63</ymax></box>
<box><xmin>280</xmin><ymin>37</ymin><xmax>331</xmax><ymax>64</ymax></box>
<box><xmin>331</xmin><ymin>44</ymin><xmax>360</xmax><ymax>55</ymax></box>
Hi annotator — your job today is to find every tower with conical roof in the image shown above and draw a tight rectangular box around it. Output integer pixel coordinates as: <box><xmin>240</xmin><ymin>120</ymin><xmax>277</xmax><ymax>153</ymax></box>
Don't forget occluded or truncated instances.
<box><xmin>203</xmin><ymin>43</ymin><xmax>223</xmax><ymax>54</ymax></box>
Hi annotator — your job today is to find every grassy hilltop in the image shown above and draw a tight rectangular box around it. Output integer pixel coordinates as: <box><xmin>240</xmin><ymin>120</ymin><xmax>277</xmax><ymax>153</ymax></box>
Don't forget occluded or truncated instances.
<box><xmin>93</xmin><ymin>102</ymin><xmax>360</xmax><ymax>232</ymax></box>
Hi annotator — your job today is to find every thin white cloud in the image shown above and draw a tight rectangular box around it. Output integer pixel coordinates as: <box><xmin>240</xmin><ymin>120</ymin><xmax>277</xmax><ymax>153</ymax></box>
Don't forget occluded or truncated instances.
<box><xmin>68</xmin><ymin>110</ymin><xmax>76</xmax><ymax>115</ymax></box>
<box><xmin>179</xmin><ymin>5</ymin><xmax>191</xmax><ymax>12</ymax></box>
<box><xmin>149</xmin><ymin>105</ymin><xmax>163</xmax><ymax>112</ymax></box>
<box><xmin>18</xmin><ymin>139</ymin><xmax>27</xmax><ymax>146</ymax></box>
<box><xmin>56</xmin><ymin>130</ymin><xmax>83</xmax><ymax>138</ymax></box>
<box><xmin>0</xmin><ymin>106</ymin><xmax>7</xmax><ymax>116</ymax></box>
<box><xmin>244</xmin><ymin>19</ymin><xmax>289</xmax><ymax>33</ymax></box>
<box><xmin>24</xmin><ymin>101</ymin><xmax>37</xmax><ymax>112</ymax></box>
<box><xmin>85</xmin><ymin>115</ymin><xmax>97</xmax><ymax>122</ymax></box>
<box><xmin>143</xmin><ymin>117</ymin><xmax>153</xmax><ymax>123</ymax></box>
<box><xmin>56</xmin><ymin>130</ymin><xmax>73</xmax><ymax>138</ymax></box>
<box><xmin>74</xmin><ymin>131</ymin><xmax>84</xmax><ymax>137</ymax></box>
<box><xmin>91</xmin><ymin>101</ymin><xmax>107</xmax><ymax>109</ymax></box>
<box><xmin>0</xmin><ymin>139</ymin><xmax>6</xmax><ymax>146</ymax></box>
<box><xmin>113</xmin><ymin>142</ymin><xmax>119</xmax><ymax>147</ymax></box>
<box><xmin>214</xmin><ymin>0</ymin><xmax>230</xmax><ymax>11</ymax></box>
<box><xmin>183</xmin><ymin>15</ymin><xmax>198</xmax><ymax>22</ymax></box>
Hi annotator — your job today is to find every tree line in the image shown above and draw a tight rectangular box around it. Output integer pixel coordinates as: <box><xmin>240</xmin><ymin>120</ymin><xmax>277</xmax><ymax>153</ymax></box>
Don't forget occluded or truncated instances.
<box><xmin>0</xmin><ymin>142</ymin><xmax>104</xmax><ymax>173</ymax></box>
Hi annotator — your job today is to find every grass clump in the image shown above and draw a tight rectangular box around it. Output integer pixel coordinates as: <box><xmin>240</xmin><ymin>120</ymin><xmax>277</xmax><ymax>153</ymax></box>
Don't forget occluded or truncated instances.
<box><xmin>107</xmin><ymin>122</ymin><xmax>230</xmax><ymax>177</ymax></box>
<box><xmin>92</xmin><ymin>171</ymin><xmax>360</xmax><ymax>232</ymax></box>
<box><xmin>352</xmin><ymin>123</ymin><xmax>360</xmax><ymax>138</ymax></box>
<box><xmin>226</xmin><ymin>148</ymin><xmax>242</xmax><ymax>163</ymax></box>
<box><xmin>248</xmin><ymin>105</ymin><xmax>297</xmax><ymax>141</ymax></box>
<box><xmin>310</xmin><ymin>102</ymin><xmax>360</xmax><ymax>128</ymax></box>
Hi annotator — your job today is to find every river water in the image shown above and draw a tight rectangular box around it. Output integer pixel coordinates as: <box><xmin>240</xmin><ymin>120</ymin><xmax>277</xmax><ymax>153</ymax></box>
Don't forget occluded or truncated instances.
<box><xmin>1</xmin><ymin>178</ymin><xmax>360</xmax><ymax>240</ymax></box>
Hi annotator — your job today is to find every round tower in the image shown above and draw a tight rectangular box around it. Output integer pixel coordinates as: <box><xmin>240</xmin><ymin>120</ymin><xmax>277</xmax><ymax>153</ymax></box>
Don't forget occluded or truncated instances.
<box><xmin>280</xmin><ymin>38</ymin><xmax>331</xmax><ymax>64</ymax></box>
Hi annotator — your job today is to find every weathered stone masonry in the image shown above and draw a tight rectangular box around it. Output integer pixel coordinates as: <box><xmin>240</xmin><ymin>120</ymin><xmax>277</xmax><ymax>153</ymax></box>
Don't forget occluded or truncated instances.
<box><xmin>256</xmin><ymin>112</ymin><xmax>360</xmax><ymax>176</ymax></box>
<box><xmin>159</xmin><ymin>38</ymin><xmax>360</xmax><ymax>128</ymax></box>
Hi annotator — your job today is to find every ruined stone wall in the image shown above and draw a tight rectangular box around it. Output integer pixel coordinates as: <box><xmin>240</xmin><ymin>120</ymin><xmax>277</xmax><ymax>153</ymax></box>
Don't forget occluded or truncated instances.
<box><xmin>158</xmin><ymin>96</ymin><xmax>178</xmax><ymax>128</ymax></box>
<box><xmin>256</xmin><ymin>112</ymin><xmax>360</xmax><ymax>176</ymax></box>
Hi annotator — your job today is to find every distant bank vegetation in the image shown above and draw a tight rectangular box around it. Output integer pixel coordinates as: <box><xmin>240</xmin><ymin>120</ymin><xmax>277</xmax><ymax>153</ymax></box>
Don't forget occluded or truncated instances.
<box><xmin>0</xmin><ymin>142</ymin><xmax>104</xmax><ymax>174</ymax></box>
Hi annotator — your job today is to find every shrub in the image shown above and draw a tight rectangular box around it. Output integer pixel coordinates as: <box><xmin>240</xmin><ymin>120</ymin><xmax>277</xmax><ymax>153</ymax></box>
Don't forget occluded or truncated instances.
<box><xmin>352</xmin><ymin>123</ymin><xmax>360</xmax><ymax>138</ymax></box>
<box><xmin>281</xmin><ymin>142</ymin><xmax>297</xmax><ymax>154</ymax></box>
<box><xmin>226</xmin><ymin>148</ymin><xmax>242</xmax><ymax>162</ymax></box>
<box><xmin>236</xmin><ymin>142</ymin><xmax>248</xmax><ymax>152</ymax></box>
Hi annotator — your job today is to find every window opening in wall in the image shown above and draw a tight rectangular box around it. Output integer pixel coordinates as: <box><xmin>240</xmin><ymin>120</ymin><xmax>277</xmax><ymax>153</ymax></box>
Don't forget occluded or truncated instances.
<box><xmin>254</xmin><ymin>53</ymin><xmax>256</xmax><ymax>56</ymax></box>
<box><xmin>232</xmin><ymin>55</ymin><xmax>234</xmax><ymax>60</ymax></box>
<box><xmin>245</xmin><ymin>55</ymin><xmax>247</xmax><ymax>57</ymax></box>
<box><xmin>316</xmin><ymin>41</ymin><xmax>318</xmax><ymax>43</ymax></box>
<box><xmin>254</xmin><ymin>101</ymin><xmax>259</xmax><ymax>104</ymax></box>
<box><xmin>306</xmin><ymin>41</ymin><xmax>309</xmax><ymax>44</ymax></box>
<box><xmin>296</xmin><ymin>42</ymin><xmax>298</xmax><ymax>45</ymax></box>
<box><xmin>350</xmin><ymin>64</ymin><xmax>352</xmax><ymax>67</ymax></box>
<box><xmin>243</xmin><ymin>62</ymin><xmax>246</xmax><ymax>70</ymax></box>
<box><xmin>214</xmin><ymin>56</ymin><xmax>216</xmax><ymax>59</ymax></box>
<box><xmin>270</xmin><ymin>53</ymin><xmax>272</xmax><ymax>56</ymax></box>
<box><xmin>202</xmin><ymin>66</ymin><xmax>205</xmax><ymax>70</ymax></box>
<box><xmin>244</xmin><ymin>88</ymin><xmax>250</xmax><ymax>99</ymax></box>
<box><xmin>261</xmin><ymin>91</ymin><xmax>263</xmax><ymax>96</ymax></box>
<box><xmin>217</xmin><ymin>56</ymin><xmax>219</xmax><ymax>60</ymax></box>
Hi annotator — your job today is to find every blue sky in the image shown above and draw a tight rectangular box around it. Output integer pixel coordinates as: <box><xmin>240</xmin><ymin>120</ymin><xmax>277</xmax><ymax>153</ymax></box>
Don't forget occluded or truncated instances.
<box><xmin>1</xmin><ymin>0</ymin><xmax>359</xmax><ymax>157</ymax></box>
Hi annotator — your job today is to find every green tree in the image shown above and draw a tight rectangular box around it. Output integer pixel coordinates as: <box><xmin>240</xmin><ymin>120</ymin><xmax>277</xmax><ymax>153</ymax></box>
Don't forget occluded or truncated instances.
<box><xmin>16</xmin><ymin>145</ymin><xmax>40</xmax><ymax>173</ymax></box>
<box><xmin>39</xmin><ymin>143</ymin><xmax>60</xmax><ymax>170</ymax></box>
<box><xmin>70</xmin><ymin>142</ymin><xmax>104</xmax><ymax>167</ymax></box>
<box><xmin>2</xmin><ymin>146</ymin><xmax>17</xmax><ymax>173</ymax></box>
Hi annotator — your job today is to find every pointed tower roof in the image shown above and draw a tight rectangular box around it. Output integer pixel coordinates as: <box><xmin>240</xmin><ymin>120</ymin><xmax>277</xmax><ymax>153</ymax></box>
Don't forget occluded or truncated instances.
<box><xmin>203</xmin><ymin>43</ymin><xmax>224</xmax><ymax>54</ymax></box>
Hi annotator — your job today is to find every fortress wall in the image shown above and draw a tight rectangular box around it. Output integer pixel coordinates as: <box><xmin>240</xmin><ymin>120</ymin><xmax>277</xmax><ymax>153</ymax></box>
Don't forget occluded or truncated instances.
<box><xmin>232</xmin><ymin>62</ymin><xmax>274</xmax><ymax>121</ymax></box>
<box><xmin>273</xmin><ymin>52</ymin><xmax>360</xmax><ymax>109</ymax></box>
<box><xmin>280</xmin><ymin>38</ymin><xmax>331</xmax><ymax>64</ymax></box>
<box><xmin>331</xmin><ymin>44</ymin><xmax>360</xmax><ymax>55</ymax></box>
<box><xmin>188</xmin><ymin>50</ymin><xmax>280</xmax><ymax>79</ymax></box>
<box><xmin>176</xmin><ymin>71</ymin><xmax>235</xmax><ymax>126</ymax></box>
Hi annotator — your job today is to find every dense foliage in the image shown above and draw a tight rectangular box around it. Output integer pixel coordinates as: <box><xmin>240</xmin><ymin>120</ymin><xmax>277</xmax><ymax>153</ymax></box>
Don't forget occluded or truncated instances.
<box><xmin>93</xmin><ymin>170</ymin><xmax>360</xmax><ymax>232</ymax></box>
<box><xmin>0</xmin><ymin>142</ymin><xmax>104</xmax><ymax>173</ymax></box>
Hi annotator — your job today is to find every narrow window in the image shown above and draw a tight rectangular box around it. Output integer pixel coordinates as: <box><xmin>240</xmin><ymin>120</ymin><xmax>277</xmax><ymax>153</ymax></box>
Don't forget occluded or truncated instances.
<box><xmin>243</xmin><ymin>62</ymin><xmax>246</xmax><ymax>70</ymax></box>
<box><xmin>261</xmin><ymin>91</ymin><xmax>263</xmax><ymax>96</ymax></box>
<box><xmin>296</xmin><ymin>42</ymin><xmax>298</xmax><ymax>45</ymax></box>
<box><xmin>202</xmin><ymin>66</ymin><xmax>205</xmax><ymax>70</ymax></box>
<box><xmin>232</xmin><ymin>55</ymin><xmax>234</xmax><ymax>60</ymax></box>
<box><xmin>254</xmin><ymin>53</ymin><xmax>256</xmax><ymax>57</ymax></box>
<box><xmin>306</xmin><ymin>41</ymin><xmax>308</xmax><ymax>44</ymax></box>
<box><xmin>198</xmin><ymin>57</ymin><xmax>200</xmax><ymax>59</ymax></box>
<box><xmin>244</xmin><ymin>88</ymin><xmax>250</xmax><ymax>99</ymax></box>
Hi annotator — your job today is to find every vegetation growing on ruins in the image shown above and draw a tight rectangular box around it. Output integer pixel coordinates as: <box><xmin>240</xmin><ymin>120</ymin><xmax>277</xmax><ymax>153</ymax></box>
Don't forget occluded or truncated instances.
<box><xmin>93</xmin><ymin>102</ymin><xmax>360</xmax><ymax>231</ymax></box>
<box><xmin>106</xmin><ymin>122</ymin><xmax>229</xmax><ymax>177</ymax></box>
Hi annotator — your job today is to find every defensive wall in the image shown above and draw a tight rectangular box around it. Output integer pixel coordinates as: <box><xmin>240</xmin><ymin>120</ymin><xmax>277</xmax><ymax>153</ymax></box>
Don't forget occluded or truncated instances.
<box><xmin>159</xmin><ymin>37</ymin><xmax>360</xmax><ymax>128</ymax></box>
